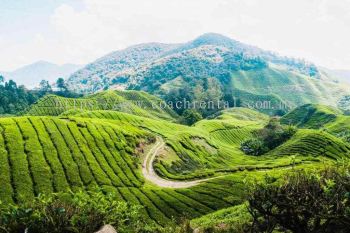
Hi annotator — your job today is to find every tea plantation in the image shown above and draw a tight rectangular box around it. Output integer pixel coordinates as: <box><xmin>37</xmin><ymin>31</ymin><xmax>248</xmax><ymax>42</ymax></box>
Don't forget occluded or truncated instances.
<box><xmin>1</xmin><ymin>92</ymin><xmax>349</xmax><ymax>228</ymax></box>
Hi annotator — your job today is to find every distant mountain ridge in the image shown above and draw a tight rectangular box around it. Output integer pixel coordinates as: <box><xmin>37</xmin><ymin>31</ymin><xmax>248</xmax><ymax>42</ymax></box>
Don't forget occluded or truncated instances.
<box><xmin>1</xmin><ymin>61</ymin><xmax>82</xmax><ymax>88</ymax></box>
<box><xmin>67</xmin><ymin>33</ymin><xmax>350</xmax><ymax>114</ymax></box>
<box><xmin>68</xmin><ymin>33</ymin><xmax>319</xmax><ymax>92</ymax></box>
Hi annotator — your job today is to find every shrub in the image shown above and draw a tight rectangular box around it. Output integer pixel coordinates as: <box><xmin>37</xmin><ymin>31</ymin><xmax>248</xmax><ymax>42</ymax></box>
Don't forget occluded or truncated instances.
<box><xmin>240</xmin><ymin>139</ymin><xmax>268</xmax><ymax>156</ymax></box>
<box><xmin>0</xmin><ymin>190</ymin><xmax>154</xmax><ymax>233</ymax></box>
<box><xmin>247</xmin><ymin>167</ymin><xmax>350</xmax><ymax>233</ymax></box>
<box><xmin>181</xmin><ymin>110</ymin><xmax>203</xmax><ymax>126</ymax></box>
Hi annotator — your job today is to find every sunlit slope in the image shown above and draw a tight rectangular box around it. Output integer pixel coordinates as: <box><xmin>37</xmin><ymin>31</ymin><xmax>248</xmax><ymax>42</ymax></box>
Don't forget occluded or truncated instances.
<box><xmin>281</xmin><ymin>104</ymin><xmax>342</xmax><ymax>128</ymax></box>
<box><xmin>269</xmin><ymin>129</ymin><xmax>350</xmax><ymax>159</ymax></box>
<box><xmin>280</xmin><ymin>104</ymin><xmax>350</xmax><ymax>144</ymax></box>
<box><xmin>0</xmin><ymin>116</ymin><xmax>240</xmax><ymax>224</ymax></box>
<box><xmin>230</xmin><ymin>66</ymin><xmax>349</xmax><ymax>108</ymax></box>
<box><xmin>23</xmin><ymin>90</ymin><xmax>178</xmax><ymax>121</ymax></box>
<box><xmin>0</xmin><ymin>116</ymin><xmax>147</xmax><ymax>203</ymax></box>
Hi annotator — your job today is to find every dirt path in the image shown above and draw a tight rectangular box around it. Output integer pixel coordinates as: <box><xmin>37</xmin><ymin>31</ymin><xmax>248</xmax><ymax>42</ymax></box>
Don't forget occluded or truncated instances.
<box><xmin>142</xmin><ymin>137</ymin><xmax>217</xmax><ymax>188</ymax></box>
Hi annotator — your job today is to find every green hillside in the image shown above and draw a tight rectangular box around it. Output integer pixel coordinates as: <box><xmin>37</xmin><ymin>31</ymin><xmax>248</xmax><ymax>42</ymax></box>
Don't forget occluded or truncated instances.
<box><xmin>0</xmin><ymin>116</ymin><xmax>242</xmax><ymax>224</ymax></box>
<box><xmin>65</xmin><ymin>109</ymin><xmax>314</xmax><ymax>179</ymax></box>
<box><xmin>230</xmin><ymin>66</ymin><xmax>349</xmax><ymax>108</ymax></box>
<box><xmin>269</xmin><ymin>129</ymin><xmax>350</xmax><ymax>159</ymax></box>
<box><xmin>281</xmin><ymin>104</ymin><xmax>342</xmax><ymax>128</ymax></box>
<box><xmin>2</xmin><ymin>92</ymin><xmax>350</xmax><ymax>230</ymax></box>
<box><xmin>23</xmin><ymin>90</ymin><xmax>178</xmax><ymax>121</ymax></box>
<box><xmin>280</xmin><ymin>103</ymin><xmax>350</xmax><ymax>144</ymax></box>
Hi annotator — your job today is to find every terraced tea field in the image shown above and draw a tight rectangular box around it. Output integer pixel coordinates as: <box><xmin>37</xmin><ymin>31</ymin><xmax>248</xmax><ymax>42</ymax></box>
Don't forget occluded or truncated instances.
<box><xmin>1</xmin><ymin>93</ymin><xmax>349</xmax><ymax>227</ymax></box>
<box><xmin>23</xmin><ymin>90</ymin><xmax>178</xmax><ymax>121</ymax></box>
<box><xmin>0</xmin><ymin>115</ymin><xmax>251</xmax><ymax>224</ymax></box>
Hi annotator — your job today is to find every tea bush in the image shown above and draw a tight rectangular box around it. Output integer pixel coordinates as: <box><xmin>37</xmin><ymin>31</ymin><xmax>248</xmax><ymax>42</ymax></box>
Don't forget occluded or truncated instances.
<box><xmin>0</xmin><ymin>190</ymin><xmax>154</xmax><ymax>233</ymax></box>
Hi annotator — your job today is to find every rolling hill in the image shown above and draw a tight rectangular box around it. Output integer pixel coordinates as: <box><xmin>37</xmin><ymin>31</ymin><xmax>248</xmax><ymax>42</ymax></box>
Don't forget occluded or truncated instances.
<box><xmin>66</xmin><ymin>33</ymin><xmax>350</xmax><ymax>115</ymax></box>
<box><xmin>22</xmin><ymin>90</ymin><xmax>178</xmax><ymax>121</ymax></box>
<box><xmin>280</xmin><ymin>104</ymin><xmax>342</xmax><ymax>128</ymax></box>
<box><xmin>281</xmin><ymin>103</ymin><xmax>350</xmax><ymax>143</ymax></box>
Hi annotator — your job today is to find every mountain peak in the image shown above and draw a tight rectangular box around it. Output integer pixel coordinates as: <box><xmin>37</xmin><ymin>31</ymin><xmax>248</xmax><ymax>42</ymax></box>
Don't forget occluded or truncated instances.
<box><xmin>191</xmin><ymin>33</ymin><xmax>239</xmax><ymax>47</ymax></box>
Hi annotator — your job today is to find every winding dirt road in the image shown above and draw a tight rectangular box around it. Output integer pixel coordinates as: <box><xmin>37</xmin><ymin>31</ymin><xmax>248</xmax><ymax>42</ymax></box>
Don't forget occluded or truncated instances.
<box><xmin>142</xmin><ymin>137</ymin><xmax>216</xmax><ymax>188</ymax></box>
<box><xmin>141</xmin><ymin>137</ymin><xmax>299</xmax><ymax>188</ymax></box>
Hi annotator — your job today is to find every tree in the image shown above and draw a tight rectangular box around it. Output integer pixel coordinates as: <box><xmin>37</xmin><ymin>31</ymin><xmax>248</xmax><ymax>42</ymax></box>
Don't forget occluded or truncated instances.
<box><xmin>5</xmin><ymin>80</ymin><xmax>17</xmax><ymax>90</ymax></box>
<box><xmin>182</xmin><ymin>109</ymin><xmax>203</xmax><ymax>125</ymax></box>
<box><xmin>0</xmin><ymin>79</ymin><xmax>40</xmax><ymax>115</ymax></box>
<box><xmin>240</xmin><ymin>138</ymin><xmax>268</xmax><ymax>156</ymax></box>
<box><xmin>39</xmin><ymin>80</ymin><xmax>52</xmax><ymax>94</ymax></box>
<box><xmin>240</xmin><ymin>118</ymin><xmax>296</xmax><ymax>156</ymax></box>
<box><xmin>56</xmin><ymin>77</ymin><xmax>67</xmax><ymax>92</ymax></box>
<box><xmin>0</xmin><ymin>75</ymin><xmax>4</xmax><ymax>85</ymax></box>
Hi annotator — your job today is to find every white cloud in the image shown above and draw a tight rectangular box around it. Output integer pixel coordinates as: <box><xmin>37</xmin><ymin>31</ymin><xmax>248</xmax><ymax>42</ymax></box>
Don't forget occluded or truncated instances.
<box><xmin>1</xmin><ymin>0</ymin><xmax>350</xmax><ymax>70</ymax></box>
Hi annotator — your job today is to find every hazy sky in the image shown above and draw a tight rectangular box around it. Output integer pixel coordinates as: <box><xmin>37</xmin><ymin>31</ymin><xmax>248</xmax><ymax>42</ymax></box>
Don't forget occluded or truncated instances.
<box><xmin>1</xmin><ymin>0</ymin><xmax>350</xmax><ymax>71</ymax></box>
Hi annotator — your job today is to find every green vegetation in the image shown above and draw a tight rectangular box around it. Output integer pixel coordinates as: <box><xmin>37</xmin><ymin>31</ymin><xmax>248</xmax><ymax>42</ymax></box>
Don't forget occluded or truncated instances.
<box><xmin>190</xmin><ymin>166</ymin><xmax>350</xmax><ymax>233</ymax></box>
<box><xmin>0</xmin><ymin>191</ymin><xmax>154</xmax><ymax>233</ymax></box>
<box><xmin>280</xmin><ymin>103</ymin><xmax>350</xmax><ymax>144</ymax></box>
<box><xmin>0</xmin><ymin>79</ymin><xmax>39</xmax><ymax>115</ymax></box>
<box><xmin>0</xmin><ymin>112</ymin><xmax>244</xmax><ymax>228</ymax></box>
<box><xmin>240</xmin><ymin>118</ymin><xmax>297</xmax><ymax>156</ymax></box>
<box><xmin>248</xmin><ymin>167</ymin><xmax>350</xmax><ymax>233</ymax></box>
<box><xmin>1</xmin><ymin>89</ymin><xmax>350</xmax><ymax>232</ymax></box>
<box><xmin>281</xmin><ymin>104</ymin><xmax>342</xmax><ymax>128</ymax></box>
<box><xmin>0</xmin><ymin>78</ymin><xmax>81</xmax><ymax>115</ymax></box>
<box><xmin>23</xmin><ymin>90</ymin><xmax>178</xmax><ymax>121</ymax></box>
<box><xmin>229</xmin><ymin>66</ymin><xmax>348</xmax><ymax>109</ymax></box>
<box><xmin>191</xmin><ymin>204</ymin><xmax>251</xmax><ymax>232</ymax></box>
<box><xmin>66</xmin><ymin>34</ymin><xmax>349</xmax><ymax>119</ymax></box>
<box><xmin>181</xmin><ymin>109</ymin><xmax>203</xmax><ymax>125</ymax></box>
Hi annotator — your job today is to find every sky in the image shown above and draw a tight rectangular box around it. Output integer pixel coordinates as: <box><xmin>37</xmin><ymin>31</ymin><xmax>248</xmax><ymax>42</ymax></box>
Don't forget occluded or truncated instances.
<box><xmin>1</xmin><ymin>0</ymin><xmax>350</xmax><ymax>71</ymax></box>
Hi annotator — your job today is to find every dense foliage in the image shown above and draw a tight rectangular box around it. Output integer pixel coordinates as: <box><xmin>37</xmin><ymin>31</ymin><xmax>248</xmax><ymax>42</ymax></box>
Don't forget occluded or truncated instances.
<box><xmin>131</xmin><ymin>52</ymin><xmax>267</xmax><ymax>93</ymax></box>
<box><xmin>0</xmin><ymin>77</ymin><xmax>81</xmax><ymax>115</ymax></box>
<box><xmin>248</xmin><ymin>167</ymin><xmax>350</xmax><ymax>233</ymax></box>
<box><xmin>0</xmin><ymin>78</ymin><xmax>38</xmax><ymax>115</ymax></box>
<box><xmin>181</xmin><ymin>109</ymin><xmax>203</xmax><ymax>125</ymax></box>
<box><xmin>241</xmin><ymin>118</ymin><xmax>296</xmax><ymax>156</ymax></box>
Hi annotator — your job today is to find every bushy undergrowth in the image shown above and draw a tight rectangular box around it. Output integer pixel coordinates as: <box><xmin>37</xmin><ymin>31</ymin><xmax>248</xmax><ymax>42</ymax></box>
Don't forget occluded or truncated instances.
<box><xmin>248</xmin><ymin>166</ymin><xmax>350</xmax><ymax>233</ymax></box>
<box><xmin>240</xmin><ymin>118</ymin><xmax>296</xmax><ymax>156</ymax></box>
<box><xmin>190</xmin><ymin>166</ymin><xmax>350</xmax><ymax>233</ymax></box>
<box><xmin>0</xmin><ymin>190</ymin><xmax>161</xmax><ymax>233</ymax></box>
